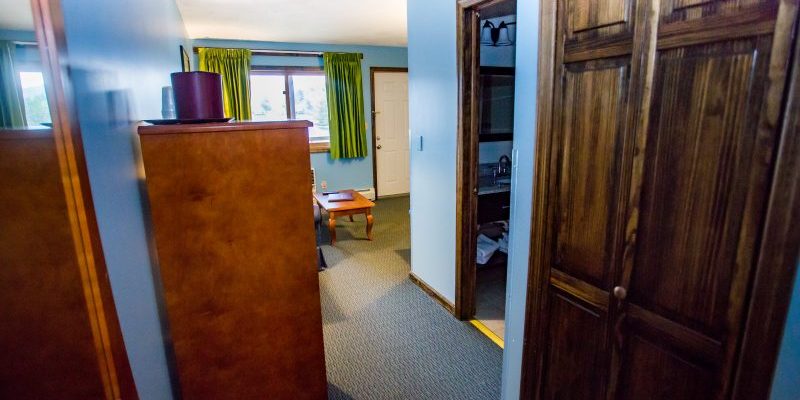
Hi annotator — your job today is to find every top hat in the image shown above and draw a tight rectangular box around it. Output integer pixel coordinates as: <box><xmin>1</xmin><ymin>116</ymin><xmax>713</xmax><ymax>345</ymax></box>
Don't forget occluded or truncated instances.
<box><xmin>170</xmin><ymin>71</ymin><xmax>225</xmax><ymax>120</ymax></box>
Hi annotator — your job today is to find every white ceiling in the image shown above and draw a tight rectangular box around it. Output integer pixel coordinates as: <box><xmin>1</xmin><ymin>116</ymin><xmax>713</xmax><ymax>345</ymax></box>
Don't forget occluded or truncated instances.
<box><xmin>0</xmin><ymin>0</ymin><xmax>34</xmax><ymax>31</ymax></box>
<box><xmin>176</xmin><ymin>0</ymin><xmax>408</xmax><ymax>46</ymax></box>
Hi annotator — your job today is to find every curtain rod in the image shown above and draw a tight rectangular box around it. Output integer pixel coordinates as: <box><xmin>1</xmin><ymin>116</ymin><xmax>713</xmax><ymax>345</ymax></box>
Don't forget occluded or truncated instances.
<box><xmin>192</xmin><ymin>46</ymin><xmax>363</xmax><ymax>59</ymax></box>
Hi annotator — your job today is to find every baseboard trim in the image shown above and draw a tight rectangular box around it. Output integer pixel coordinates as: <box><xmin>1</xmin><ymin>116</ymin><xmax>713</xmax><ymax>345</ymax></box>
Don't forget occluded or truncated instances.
<box><xmin>409</xmin><ymin>272</ymin><xmax>455</xmax><ymax>315</ymax></box>
<box><xmin>377</xmin><ymin>192</ymin><xmax>410</xmax><ymax>200</ymax></box>
<box><xmin>469</xmin><ymin>319</ymin><xmax>504</xmax><ymax>349</ymax></box>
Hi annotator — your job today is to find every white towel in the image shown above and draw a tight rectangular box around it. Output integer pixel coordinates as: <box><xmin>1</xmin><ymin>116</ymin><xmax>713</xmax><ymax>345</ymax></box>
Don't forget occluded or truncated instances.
<box><xmin>497</xmin><ymin>232</ymin><xmax>509</xmax><ymax>254</ymax></box>
<box><xmin>476</xmin><ymin>234</ymin><xmax>500</xmax><ymax>265</ymax></box>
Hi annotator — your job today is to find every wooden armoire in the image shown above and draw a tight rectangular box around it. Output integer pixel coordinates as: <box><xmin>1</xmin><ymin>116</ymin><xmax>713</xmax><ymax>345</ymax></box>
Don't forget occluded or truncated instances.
<box><xmin>523</xmin><ymin>0</ymin><xmax>800</xmax><ymax>399</ymax></box>
<box><xmin>138</xmin><ymin>121</ymin><xmax>327</xmax><ymax>399</ymax></box>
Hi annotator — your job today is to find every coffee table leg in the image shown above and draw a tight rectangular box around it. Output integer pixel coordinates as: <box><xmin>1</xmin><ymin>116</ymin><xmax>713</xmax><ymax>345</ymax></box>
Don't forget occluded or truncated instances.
<box><xmin>366</xmin><ymin>210</ymin><xmax>374</xmax><ymax>241</ymax></box>
<box><xmin>328</xmin><ymin>212</ymin><xmax>337</xmax><ymax>245</ymax></box>
<box><xmin>349</xmin><ymin>215</ymin><xmax>354</xmax><ymax>222</ymax></box>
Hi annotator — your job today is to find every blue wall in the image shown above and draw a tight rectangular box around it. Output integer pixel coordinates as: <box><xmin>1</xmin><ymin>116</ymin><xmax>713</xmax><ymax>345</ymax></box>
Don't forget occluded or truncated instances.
<box><xmin>0</xmin><ymin>29</ymin><xmax>36</xmax><ymax>41</ymax></box>
<box><xmin>501</xmin><ymin>0</ymin><xmax>539</xmax><ymax>397</ymax></box>
<box><xmin>771</xmin><ymin>265</ymin><xmax>800</xmax><ymax>399</ymax></box>
<box><xmin>480</xmin><ymin>15</ymin><xmax>516</xmax><ymax>67</ymax></box>
<box><xmin>480</xmin><ymin>141</ymin><xmax>513</xmax><ymax>164</ymax></box>
<box><xmin>407</xmin><ymin>0</ymin><xmax>459</xmax><ymax>302</ymax></box>
<box><xmin>60</xmin><ymin>0</ymin><xmax>187</xmax><ymax>398</ymax></box>
<box><xmin>405</xmin><ymin>0</ymin><xmax>539</xmax><ymax>398</ymax></box>
<box><xmin>192</xmin><ymin>39</ymin><xmax>407</xmax><ymax>192</ymax></box>
<box><xmin>0</xmin><ymin>29</ymin><xmax>41</xmax><ymax>68</ymax></box>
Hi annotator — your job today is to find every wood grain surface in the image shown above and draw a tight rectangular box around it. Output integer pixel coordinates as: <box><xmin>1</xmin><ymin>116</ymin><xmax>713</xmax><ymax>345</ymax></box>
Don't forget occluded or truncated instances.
<box><xmin>522</xmin><ymin>0</ymin><xmax>799</xmax><ymax>398</ymax></box>
<box><xmin>138</xmin><ymin>121</ymin><xmax>327</xmax><ymax>399</ymax></box>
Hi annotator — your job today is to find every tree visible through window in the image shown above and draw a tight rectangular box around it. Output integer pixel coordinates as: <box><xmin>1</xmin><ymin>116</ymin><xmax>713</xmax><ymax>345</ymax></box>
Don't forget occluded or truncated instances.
<box><xmin>250</xmin><ymin>69</ymin><xmax>330</xmax><ymax>142</ymax></box>
<box><xmin>18</xmin><ymin>71</ymin><xmax>51</xmax><ymax>128</ymax></box>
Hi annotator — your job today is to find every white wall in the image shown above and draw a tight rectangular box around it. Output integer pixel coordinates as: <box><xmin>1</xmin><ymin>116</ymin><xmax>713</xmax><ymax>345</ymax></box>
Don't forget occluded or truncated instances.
<box><xmin>407</xmin><ymin>1</ymin><xmax>539</xmax><ymax>398</ymax></box>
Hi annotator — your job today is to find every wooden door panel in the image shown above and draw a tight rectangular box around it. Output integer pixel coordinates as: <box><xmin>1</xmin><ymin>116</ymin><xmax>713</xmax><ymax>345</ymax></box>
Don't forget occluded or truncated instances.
<box><xmin>632</xmin><ymin>37</ymin><xmax>772</xmax><ymax>338</ymax></box>
<box><xmin>542</xmin><ymin>292</ymin><xmax>609</xmax><ymax>399</ymax></box>
<box><xmin>616</xmin><ymin>332</ymin><xmax>715</xmax><ymax>400</ymax></box>
<box><xmin>568</xmin><ymin>0</ymin><xmax>630</xmax><ymax>33</ymax></box>
<box><xmin>565</xmin><ymin>0</ymin><xmax>634</xmax><ymax>55</ymax></box>
<box><xmin>672</xmin><ymin>0</ymin><xmax>715</xmax><ymax>10</ymax></box>
<box><xmin>662</xmin><ymin>0</ymin><xmax>775</xmax><ymax>24</ymax></box>
<box><xmin>556</xmin><ymin>59</ymin><xmax>628</xmax><ymax>288</ymax></box>
<box><xmin>523</xmin><ymin>0</ymin><xmax>797</xmax><ymax>398</ymax></box>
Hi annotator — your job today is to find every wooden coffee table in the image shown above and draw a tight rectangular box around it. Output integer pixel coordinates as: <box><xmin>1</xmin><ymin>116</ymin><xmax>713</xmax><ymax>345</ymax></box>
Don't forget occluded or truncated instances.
<box><xmin>313</xmin><ymin>190</ymin><xmax>376</xmax><ymax>245</ymax></box>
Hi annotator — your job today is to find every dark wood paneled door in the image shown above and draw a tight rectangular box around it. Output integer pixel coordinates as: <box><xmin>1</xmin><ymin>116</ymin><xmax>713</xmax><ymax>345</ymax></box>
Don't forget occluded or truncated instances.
<box><xmin>524</xmin><ymin>0</ymin><xmax>799</xmax><ymax>398</ymax></box>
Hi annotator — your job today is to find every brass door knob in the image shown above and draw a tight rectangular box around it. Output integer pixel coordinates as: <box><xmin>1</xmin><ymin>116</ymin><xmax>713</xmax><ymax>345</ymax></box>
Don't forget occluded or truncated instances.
<box><xmin>613</xmin><ymin>286</ymin><xmax>627</xmax><ymax>300</ymax></box>
<box><xmin>377</xmin><ymin>145</ymin><xmax>382</xmax><ymax>149</ymax></box>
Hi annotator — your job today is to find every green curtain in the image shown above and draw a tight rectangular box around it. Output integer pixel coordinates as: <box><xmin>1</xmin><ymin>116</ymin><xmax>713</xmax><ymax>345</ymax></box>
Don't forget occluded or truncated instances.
<box><xmin>198</xmin><ymin>47</ymin><xmax>252</xmax><ymax>121</ymax></box>
<box><xmin>0</xmin><ymin>41</ymin><xmax>25</xmax><ymax>128</ymax></box>
<box><xmin>323</xmin><ymin>52</ymin><xmax>367</xmax><ymax>159</ymax></box>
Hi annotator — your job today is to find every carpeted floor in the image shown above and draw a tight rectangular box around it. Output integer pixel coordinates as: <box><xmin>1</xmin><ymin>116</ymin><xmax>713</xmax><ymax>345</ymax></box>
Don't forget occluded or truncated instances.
<box><xmin>318</xmin><ymin>196</ymin><xmax>503</xmax><ymax>400</ymax></box>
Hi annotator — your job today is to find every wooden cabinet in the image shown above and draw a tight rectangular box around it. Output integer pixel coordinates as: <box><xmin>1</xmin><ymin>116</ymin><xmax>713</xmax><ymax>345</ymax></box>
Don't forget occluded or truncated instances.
<box><xmin>524</xmin><ymin>0</ymin><xmax>799</xmax><ymax>398</ymax></box>
<box><xmin>0</xmin><ymin>130</ymin><xmax>136</xmax><ymax>399</ymax></box>
<box><xmin>138</xmin><ymin>121</ymin><xmax>326</xmax><ymax>399</ymax></box>
<box><xmin>477</xmin><ymin>191</ymin><xmax>511</xmax><ymax>224</ymax></box>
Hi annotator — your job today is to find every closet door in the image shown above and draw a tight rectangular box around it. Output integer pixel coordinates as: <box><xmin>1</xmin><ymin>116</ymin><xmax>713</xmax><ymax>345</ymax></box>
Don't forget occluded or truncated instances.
<box><xmin>612</xmin><ymin>1</ymin><xmax>797</xmax><ymax>399</ymax></box>
<box><xmin>535</xmin><ymin>0</ymin><xmax>641</xmax><ymax>398</ymax></box>
<box><xmin>526</xmin><ymin>0</ymin><xmax>798</xmax><ymax>399</ymax></box>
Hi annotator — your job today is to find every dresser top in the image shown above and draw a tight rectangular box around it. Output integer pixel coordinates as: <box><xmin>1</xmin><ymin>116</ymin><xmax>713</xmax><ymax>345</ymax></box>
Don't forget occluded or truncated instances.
<box><xmin>138</xmin><ymin>120</ymin><xmax>312</xmax><ymax>136</ymax></box>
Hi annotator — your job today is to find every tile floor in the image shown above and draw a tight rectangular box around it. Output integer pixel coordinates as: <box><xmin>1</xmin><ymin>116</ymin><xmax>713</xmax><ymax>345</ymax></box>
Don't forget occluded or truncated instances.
<box><xmin>475</xmin><ymin>262</ymin><xmax>508</xmax><ymax>339</ymax></box>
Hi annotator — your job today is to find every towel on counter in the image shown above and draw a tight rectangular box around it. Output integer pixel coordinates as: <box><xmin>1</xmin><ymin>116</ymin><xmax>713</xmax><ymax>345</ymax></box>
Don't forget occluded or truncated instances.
<box><xmin>476</xmin><ymin>234</ymin><xmax>500</xmax><ymax>265</ymax></box>
<box><xmin>497</xmin><ymin>232</ymin><xmax>509</xmax><ymax>254</ymax></box>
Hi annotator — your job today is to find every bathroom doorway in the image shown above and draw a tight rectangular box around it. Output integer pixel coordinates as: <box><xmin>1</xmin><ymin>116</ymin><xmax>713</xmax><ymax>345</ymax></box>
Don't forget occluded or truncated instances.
<box><xmin>455</xmin><ymin>0</ymin><xmax>516</xmax><ymax>345</ymax></box>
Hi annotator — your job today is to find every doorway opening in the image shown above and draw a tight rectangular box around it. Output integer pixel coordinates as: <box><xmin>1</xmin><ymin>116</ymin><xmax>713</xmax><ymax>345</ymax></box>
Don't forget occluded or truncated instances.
<box><xmin>455</xmin><ymin>0</ymin><xmax>517</xmax><ymax>344</ymax></box>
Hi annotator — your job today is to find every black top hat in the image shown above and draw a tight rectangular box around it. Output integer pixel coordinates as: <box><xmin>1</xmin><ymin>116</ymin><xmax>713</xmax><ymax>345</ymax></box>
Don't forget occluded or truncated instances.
<box><xmin>170</xmin><ymin>71</ymin><xmax>225</xmax><ymax>120</ymax></box>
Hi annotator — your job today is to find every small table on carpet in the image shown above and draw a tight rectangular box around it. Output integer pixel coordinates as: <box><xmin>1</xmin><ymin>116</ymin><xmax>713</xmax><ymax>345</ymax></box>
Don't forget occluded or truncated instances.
<box><xmin>313</xmin><ymin>190</ymin><xmax>376</xmax><ymax>245</ymax></box>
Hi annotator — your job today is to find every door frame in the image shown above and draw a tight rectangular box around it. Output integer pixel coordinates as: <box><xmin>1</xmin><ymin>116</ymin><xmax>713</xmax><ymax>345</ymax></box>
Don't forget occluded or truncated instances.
<box><xmin>519</xmin><ymin>0</ymin><xmax>800</xmax><ymax>398</ymax></box>
<box><xmin>29</xmin><ymin>0</ymin><xmax>138</xmax><ymax>398</ymax></box>
<box><xmin>370</xmin><ymin>66</ymin><xmax>409</xmax><ymax>199</ymax></box>
<box><xmin>455</xmin><ymin>0</ymin><xmax>510</xmax><ymax>320</ymax></box>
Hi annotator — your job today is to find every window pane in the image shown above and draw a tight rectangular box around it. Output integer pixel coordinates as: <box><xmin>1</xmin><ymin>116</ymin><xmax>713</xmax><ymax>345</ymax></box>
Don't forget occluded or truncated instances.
<box><xmin>291</xmin><ymin>74</ymin><xmax>329</xmax><ymax>142</ymax></box>
<box><xmin>18</xmin><ymin>72</ymin><xmax>51</xmax><ymax>128</ymax></box>
<box><xmin>250</xmin><ymin>74</ymin><xmax>287</xmax><ymax>121</ymax></box>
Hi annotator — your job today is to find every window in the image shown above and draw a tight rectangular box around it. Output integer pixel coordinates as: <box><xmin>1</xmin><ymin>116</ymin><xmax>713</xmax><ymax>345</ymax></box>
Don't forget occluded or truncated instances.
<box><xmin>18</xmin><ymin>71</ymin><xmax>51</xmax><ymax>128</ymax></box>
<box><xmin>250</xmin><ymin>68</ymin><xmax>330</xmax><ymax>144</ymax></box>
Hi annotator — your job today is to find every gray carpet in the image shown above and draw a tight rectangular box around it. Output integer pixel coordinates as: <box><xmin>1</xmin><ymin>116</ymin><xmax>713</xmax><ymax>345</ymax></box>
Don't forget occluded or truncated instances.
<box><xmin>319</xmin><ymin>196</ymin><xmax>502</xmax><ymax>400</ymax></box>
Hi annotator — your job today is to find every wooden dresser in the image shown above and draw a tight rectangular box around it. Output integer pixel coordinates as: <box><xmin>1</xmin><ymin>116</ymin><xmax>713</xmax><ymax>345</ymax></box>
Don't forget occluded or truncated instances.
<box><xmin>138</xmin><ymin>121</ymin><xmax>326</xmax><ymax>399</ymax></box>
<box><xmin>0</xmin><ymin>129</ymin><xmax>137</xmax><ymax>399</ymax></box>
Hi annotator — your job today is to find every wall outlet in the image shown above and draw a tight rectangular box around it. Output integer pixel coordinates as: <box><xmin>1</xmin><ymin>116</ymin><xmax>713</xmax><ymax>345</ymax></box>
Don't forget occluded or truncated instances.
<box><xmin>320</xmin><ymin>180</ymin><xmax>328</xmax><ymax>190</ymax></box>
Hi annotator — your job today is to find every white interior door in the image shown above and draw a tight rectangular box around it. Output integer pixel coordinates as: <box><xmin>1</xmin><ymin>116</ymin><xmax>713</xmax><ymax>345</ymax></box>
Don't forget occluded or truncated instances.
<box><xmin>374</xmin><ymin>71</ymin><xmax>409</xmax><ymax>197</ymax></box>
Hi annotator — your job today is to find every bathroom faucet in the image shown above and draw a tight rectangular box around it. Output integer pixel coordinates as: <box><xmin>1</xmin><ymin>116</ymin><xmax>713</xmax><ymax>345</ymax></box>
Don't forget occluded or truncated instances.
<box><xmin>497</xmin><ymin>155</ymin><xmax>511</xmax><ymax>176</ymax></box>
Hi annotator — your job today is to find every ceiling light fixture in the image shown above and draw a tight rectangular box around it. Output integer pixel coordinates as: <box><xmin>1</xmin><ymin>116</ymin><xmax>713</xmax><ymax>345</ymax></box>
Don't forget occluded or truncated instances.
<box><xmin>480</xmin><ymin>20</ymin><xmax>515</xmax><ymax>47</ymax></box>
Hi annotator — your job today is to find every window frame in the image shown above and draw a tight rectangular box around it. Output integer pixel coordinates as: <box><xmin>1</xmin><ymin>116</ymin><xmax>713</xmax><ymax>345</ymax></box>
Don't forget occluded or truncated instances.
<box><xmin>17</xmin><ymin>70</ymin><xmax>52</xmax><ymax>128</ymax></box>
<box><xmin>250</xmin><ymin>65</ymin><xmax>330</xmax><ymax>153</ymax></box>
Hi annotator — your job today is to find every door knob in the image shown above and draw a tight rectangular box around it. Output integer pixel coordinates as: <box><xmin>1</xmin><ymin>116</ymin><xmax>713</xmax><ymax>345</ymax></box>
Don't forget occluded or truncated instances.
<box><xmin>613</xmin><ymin>286</ymin><xmax>627</xmax><ymax>300</ymax></box>
<box><xmin>377</xmin><ymin>145</ymin><xmax>382</xmax><ymax>149</ymax></box>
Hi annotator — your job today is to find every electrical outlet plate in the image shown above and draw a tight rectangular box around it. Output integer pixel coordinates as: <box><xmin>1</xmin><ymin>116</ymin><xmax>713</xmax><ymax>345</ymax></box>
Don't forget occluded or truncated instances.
<box><xmin>321</xmin><ymin>180</ymin><xmax>328</xmax><ymax>190</ymax></box>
